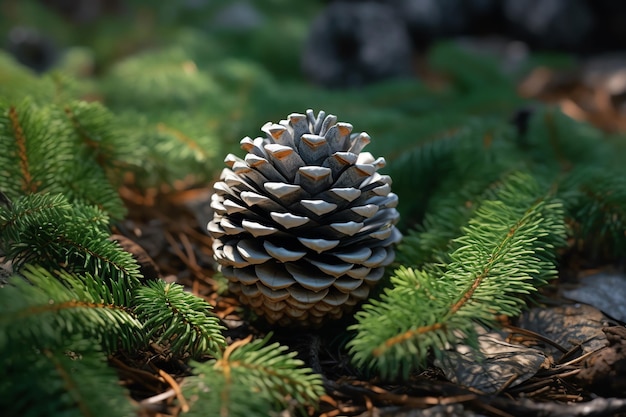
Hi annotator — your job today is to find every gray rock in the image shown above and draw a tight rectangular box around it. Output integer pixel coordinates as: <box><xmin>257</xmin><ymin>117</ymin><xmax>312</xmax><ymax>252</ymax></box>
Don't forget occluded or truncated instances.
<box><xmin>502</xmin><ymin>0</ymin><xmax>593</xmax><ymax>50</ymax></box>
<box><xmin>302</xmin><ymin>2</ymin><xmax>414</xmax><ymax>88</ymax></box>
<box><xmin>7</xmin><ymin>26</ymin><xmax>58</xmax><ymax>73</ymax></box>
<box><xmin>385</xmin><ymin>0</ymin><xmax>499</xmax><ymax>45</ymax></box>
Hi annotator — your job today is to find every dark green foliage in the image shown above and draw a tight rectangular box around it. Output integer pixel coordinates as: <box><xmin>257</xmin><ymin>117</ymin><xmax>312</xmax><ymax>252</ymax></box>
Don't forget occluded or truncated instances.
<box><xmin>0</xmin><ymin>99</ymin><xmax>127</xmax><ymax>219</ymax></box>
<box><xmin>378</xmin><ymin>115</ymin><xmax>521</xmax><ymax>227</ymax></box>
<box><xmin>100</xmin><ymin>46</ymin><xmax>228</xmax><ymax>187</ymax></box>
<box><xmin>114</xmin><ymin>109</ymin><xmax>222</xmax><ymax>188</ymax></box>
<box><xmin>0</xmin><ymin>193</ymin><xmax>141</xmax><ymax>284</ymax></box>
<box><xmin>429</xmin><ymin>42</ymin><xmax>513</xmax><ymax>93</ymax></box>
<box><xmin>0</xmin><ymin>54</ymin><xmax>59</xmax><ymax>103</ymax></box>
<box><xmin>521</xmin><ymin>109</ymin><xmax>626</xmax><ymax>256</ymax></box>
<box><xmin>185</xmin><ymin>335</ymin><xmax>325</xmax><ymax>417</ymax></box>
<box><xmin>560</xmin><ymin>167</ymin><xmax>626</xmax><ymax>258</ymax></box>
<box><xmin>134</xmin><ymin>280</ymin><xmax>226</xmax><ymax>357</ymax></box>
<box><xmin>0</xmin><ymin>265</ymin><xmax>143</xmax><ymax>353</ymax></box>
<box><xmin>523</xmin><ymin>109</ymin><xmax>609</xmax><ymax>171</ymax></box>
<box><xmin>1</xmin><ymin>341</ymin><xmax>135</xmax><ymax>417</ymax></box>
<box><xmin>0</xmin><ymin>98</ymin><xmax>73</xmax><ymax>197</ymax></box>
<box><xmin>61</xmin><ymin>100</ymin><xmax>135</xmax><ymax>178</ymax></box>
<box><xmin>0</xmin><ymin>267</ymin><xmax>138</xmax><ymax>415</ymax></box>
<box><xmin>103</xmin><ymin>48</ymin><xmax>222</xmax><ymax>110</ymax></box>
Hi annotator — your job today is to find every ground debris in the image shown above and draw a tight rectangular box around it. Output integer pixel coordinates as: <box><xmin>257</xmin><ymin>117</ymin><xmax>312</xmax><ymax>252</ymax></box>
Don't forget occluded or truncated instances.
<box><xmin>575</xmin><ymin>326</ymin><xmax>626</xmax><ymax>397</ymax></box>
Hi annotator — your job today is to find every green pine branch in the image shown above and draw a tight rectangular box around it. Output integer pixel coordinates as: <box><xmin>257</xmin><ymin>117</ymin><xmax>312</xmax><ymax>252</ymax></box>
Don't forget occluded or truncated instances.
<box><xmin>62</xmin><ymin>101</ymin><xmax>130</xmax><ymax>172</ymax></box>
<box><xmin>0</xmin><ymin>99</ymin><xmax>126</xmax><ymax>219</ymax></box>
<box><xmin>0</xmin><ymin>265</ymin><xmax>143</xmax><ymax>353</ymax></box>
<box><xmin>0</xmin><ymin>340</ymin><xmax>135</xmax><ymax>417</ymax></box>
<box><xmin>185</xmin><ymin>335</ymin><xmax>325</xmax><ymax>417</ymax></box>
<box><xmin>372</xmin><ymin>114</ymin><xmax>521</xmax><ymax>227</ymax></box>
<box><xmin>0</xmin><ymin>98</ymin><xmax>72</xmax><ymax>196</ymax></box>
<box><xmin>396</xmin><ymin>174</ymin><xmax>511</xmax><ymax>269</ymax></box>
<box><xmin>348</xmin><ymin>173</ymin><xmax>567</xmax><ymax>379</ymax></box>
<box><xmin>523</xmin><ymin>109</ymin><xmax>609</xmax><ymax>172</ymax></box>
<box><xmin>134</xmin><ymin>280</ymin><xmax>226</xmax><ymax>357</ymax></box>
<box><xmin>58</xmin><ymin>100</ymin><xmax>132</xmax><ymax>219</ymax></box>
<box><xmin>558</xmin><ymin>166</ymin><xmax>626</xmax><ymax>258</ymax></box>
<box><xmin>0</xmin><ymin>193</ymin><xmax>141</xmax><ymax>284</ymax></box>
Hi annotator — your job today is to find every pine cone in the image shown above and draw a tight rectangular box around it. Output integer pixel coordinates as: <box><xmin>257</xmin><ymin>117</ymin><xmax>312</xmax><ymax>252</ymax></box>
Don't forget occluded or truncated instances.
<box><xmin>208</xmin><ymin>110</ymin><xmax>401</xmax><ymax>326</ymax></box>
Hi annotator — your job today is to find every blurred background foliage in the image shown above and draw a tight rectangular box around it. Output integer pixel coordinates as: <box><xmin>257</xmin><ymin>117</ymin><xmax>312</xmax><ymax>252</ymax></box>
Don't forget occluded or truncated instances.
<box><xmin>1</xmin><ymin>0</ymin><xmax>624</xmax><ymax>228</ymax></box>
<box><xmin>1</xmin><ymin>0</ymin><xmax>325</xmax><ymax>186</ymax></box>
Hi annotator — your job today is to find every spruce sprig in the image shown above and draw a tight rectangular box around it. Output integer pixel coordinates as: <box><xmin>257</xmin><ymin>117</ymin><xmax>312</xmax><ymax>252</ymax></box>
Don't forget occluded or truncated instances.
<box><xmin>61</xmin><ymin>101</ymin><xmax>131</xmax><ymax>172</ymax></box>
<box><xmin>134</xmin><ymin>280</ymin><xmax>226</xmax><ymax>357</ymax></box>
<box><xmin>0</xmin><ymin>193</ymin><xmax>141</xmax><ymax>284</ymax></box>
<box><xmin>0</xmin><ymin>98</ymin><xmax>73</xmax><ymax>196</ymax></box>
<box><xmin>396</xmin><ymin>174</ymin><xmax>509</xmax><ymax>269</ymax></box>
<box><xmin>348</xmin><ymin>173</ymin><xmax>567</xmax><ymax>379</ymax></box>
<box><xmin>0</xmin><ymin>265</ymin><xmax>143</xmax><ymax>353</ymax></box>
<box><xmin>0</xmin><ymin>340</ymin><xmax>135</xmax><ymax>417</ymax></box>
<box><xmin>185</xmin><ymin>335</ymin><xmax>325</xmax><ymax>417</ymax></box>
<box><xmin>559</xmin><ymin>167</ymin><xmax>626</xmax><ymax>258</ymax></box>
<box><xmin>0</xmin><ymin>99</ymin><xmax>126</xmax><ymax>219</ymax></box>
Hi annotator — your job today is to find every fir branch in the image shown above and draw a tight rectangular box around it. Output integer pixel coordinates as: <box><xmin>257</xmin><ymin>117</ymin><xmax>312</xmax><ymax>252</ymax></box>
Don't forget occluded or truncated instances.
<box><xmin>71</xmin><ymin>201</ymin><xmax>111</xmax><ymax>232</ymax></box>
<box><xmin>9</xmin><ymin>105</ymin><xmax>34</xmax><ymax>193</ymax></box>
<box><xmin>348</xmin><ymin>173</ymin><xmax>567</xmax><ymax>379</ymax></box>
<box><xmin>396</xmin><ymin>175</ymin><xmax>508</xmax><ymax>269</ymax></box>
<box><xmin>0</xmin><ymin>99</ymin><xmax>127</xmax><ymax>219</ymax></box>
<box><xmin>376</xmin><ymin>116</ymin><xmax>519</xmax><ymax>227</ymax></box>
<box><xmin>0</xmin><ymin>193</ymin><xmax>141</xmax><ymax>284</ymax></box>
<box><xmin>46</xmin><ymin>100</ymin><xmax>127</xmax><ymax>220</ymax></box>
<box><xmin>62</xmin><ymin>101</ymin><xmax>126</xmax><ymax>169</ymax></box>
<box><xmin>0</xmin><ymin>192</ymin><xmax>72</xmax><ymax>239</ymax></box>
<box><xmin>185</xmin><ymin>335</ymin><xmax>324</xmax><ymax>417</ymax></box>
<box><xmin>133</xmin><ymin>280</ymin><xmax>226</xmax><ymax>357</ymax></box>
<box><xmin>114</xmin><ymin>110</ymin><xmax>221</xmax><ymax>188</ymax></box>
<box><xmin>0</xmin><ymin>99</ymin><xmax>73</xmax><ymax>199</ymax></box>
<box><xmin>524</xmin><ymin>109</ymin><xmax>609</xmax><ymax>172</ymax></box>
<box><xmin>0</xmin><ymin>340</ymin><xmax>135</xmax><ymax>417</ymax></box>
<box><xmin>0</xmin><ymin>265</ymin><xmax>144</xmax><ymax>353</ymax></box>
<box><xmin>56</xmin><ymin>101</ymin><xmax>127</xmax><ymax>219</ymax></box>
<box><xmin>59</xmin><ymin>159</ymin><xmax>127</xmax><ymax>221</ymax></box>
<box><xmin>374</xmin><ymin>117</ymin><xmax>465</xmax><ymax>224</ymax></box>
<box><xmin>560</xmin><ymin>167</ymin><xmax>626</xmax><ymax>258</ymax></box>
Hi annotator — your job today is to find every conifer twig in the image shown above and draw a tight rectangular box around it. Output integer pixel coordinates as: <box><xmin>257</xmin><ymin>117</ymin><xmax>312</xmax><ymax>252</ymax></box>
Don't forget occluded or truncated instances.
<box><xmin>349</xmin><ymin>173</ymin><xmax>567</xmax><ymax>378</ymax></box>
